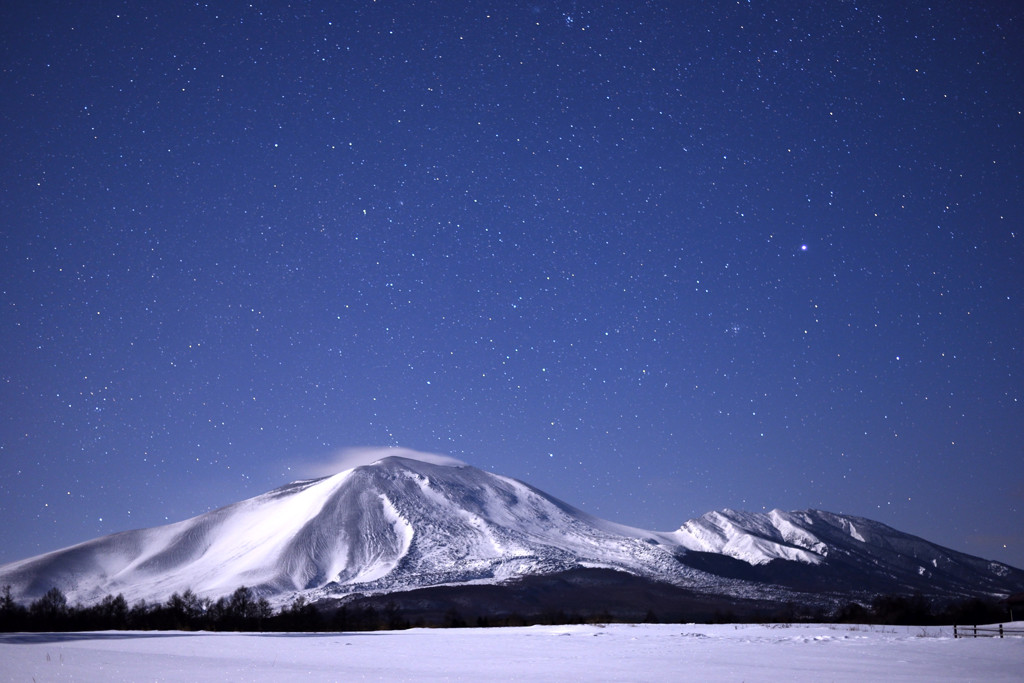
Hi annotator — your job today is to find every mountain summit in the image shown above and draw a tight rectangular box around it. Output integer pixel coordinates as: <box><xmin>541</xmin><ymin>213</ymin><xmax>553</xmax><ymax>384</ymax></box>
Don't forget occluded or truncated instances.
<box><xmin>1</xmin><ymin>456</ymin><xmax>1021</xmax><ymax>609</ymax></box>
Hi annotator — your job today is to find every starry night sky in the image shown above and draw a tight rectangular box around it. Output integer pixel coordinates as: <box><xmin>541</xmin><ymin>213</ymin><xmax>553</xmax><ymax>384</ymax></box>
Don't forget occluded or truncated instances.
<box><xmin>2</xmin><ymin>2</ymin><xmax>1022</xmax><ymax>570</ymax></box>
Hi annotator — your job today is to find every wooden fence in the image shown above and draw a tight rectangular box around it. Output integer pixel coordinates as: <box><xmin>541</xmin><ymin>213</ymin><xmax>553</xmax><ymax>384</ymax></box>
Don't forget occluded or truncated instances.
<box><xmin>953</xmin><ymin>624</ymin><xmax>1024</xmax><ymax>638</ymax></box>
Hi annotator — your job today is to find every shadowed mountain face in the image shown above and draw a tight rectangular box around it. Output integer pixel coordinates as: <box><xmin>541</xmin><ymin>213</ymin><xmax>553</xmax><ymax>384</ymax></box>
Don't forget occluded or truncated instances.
<box><xmin>1</xmin><ymin>457</ymin><xmax>1022</xmax><ymax>608</ymax></box>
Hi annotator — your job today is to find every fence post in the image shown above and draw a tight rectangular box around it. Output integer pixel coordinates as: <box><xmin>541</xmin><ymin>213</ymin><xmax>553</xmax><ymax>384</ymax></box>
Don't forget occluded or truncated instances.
<box><xmin>973</xmin><ymin>625</ymin><xmax>977</xmax><ymax>638</ymax></box>
<box><xmin>954</xmin><ymin>625</ymin><xmax>958</xmax><ymax>639</ymax></box>
<box><xmin>999</xmin><ymin>624</ymin><xmax>1003</xmax><ymax>638</ymax></box>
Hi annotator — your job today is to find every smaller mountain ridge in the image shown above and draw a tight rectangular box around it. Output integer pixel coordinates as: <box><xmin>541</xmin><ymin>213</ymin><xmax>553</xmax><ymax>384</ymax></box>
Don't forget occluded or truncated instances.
<box><xmin>672</xmin><ymin>508</ymin><xmax>1020</xmax><ymax>596</ymax></box>
<box><xmin>1</xmin><ymin>456</ymin><xmax>1021</xmax><ymax>610</ymax></box>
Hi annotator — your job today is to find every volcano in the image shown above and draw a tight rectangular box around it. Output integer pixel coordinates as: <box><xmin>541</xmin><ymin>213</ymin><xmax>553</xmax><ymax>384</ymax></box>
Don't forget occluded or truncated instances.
<box><xmin>1</xmin><ymin>456</ymin><xmax>1021</xmax><ymax>611</ymax></box>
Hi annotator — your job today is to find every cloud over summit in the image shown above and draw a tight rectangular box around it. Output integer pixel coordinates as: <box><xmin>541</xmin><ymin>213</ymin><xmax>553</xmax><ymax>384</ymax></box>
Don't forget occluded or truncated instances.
<box><xmin>297</xmin><ymin>447</ymin><xmax>467</xmax><ymax>479</ymax></box>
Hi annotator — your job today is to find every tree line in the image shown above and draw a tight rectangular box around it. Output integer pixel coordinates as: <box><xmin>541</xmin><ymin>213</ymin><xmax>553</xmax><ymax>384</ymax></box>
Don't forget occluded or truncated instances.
<box><xmin>831</xmin><ymin>593</ymin><xmax>1009</xmax><ymax>626</ymax></box>
<box><xmin>0</xmin><ymin>584</ymin><xmax>1012</xmax><ymax>632</ymax></box>
<box><xmin>1</xmin><ymin>585</ymin><xmax>292</xmax><ymax>633</ymax></box>
<box><xmin>0</xmin><ymin>584</ymin><xmax>624</xmax><ymax>632</ymax></box>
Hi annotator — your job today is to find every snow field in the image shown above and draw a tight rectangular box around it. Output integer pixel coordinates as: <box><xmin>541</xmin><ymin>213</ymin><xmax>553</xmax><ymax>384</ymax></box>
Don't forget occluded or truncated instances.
<box><xmin>2</xmin><ymin>622</ymin><xmax>1021</xmax><ymax>682</ymax></box>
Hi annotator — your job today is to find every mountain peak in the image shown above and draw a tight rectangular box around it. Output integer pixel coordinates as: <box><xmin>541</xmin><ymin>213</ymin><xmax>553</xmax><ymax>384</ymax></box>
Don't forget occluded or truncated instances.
<box><xmin>1</xmin><ymin>461</ymin><xmax>1021</xmax><ymax>609</ymax></box>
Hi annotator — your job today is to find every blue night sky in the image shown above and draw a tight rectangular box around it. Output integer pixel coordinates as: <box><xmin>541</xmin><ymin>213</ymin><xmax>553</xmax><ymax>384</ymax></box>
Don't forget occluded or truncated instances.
<box><xmin>2</xmin><ymin>2</ymin><xmax>1022</xmax><ymax>570</ymax></box>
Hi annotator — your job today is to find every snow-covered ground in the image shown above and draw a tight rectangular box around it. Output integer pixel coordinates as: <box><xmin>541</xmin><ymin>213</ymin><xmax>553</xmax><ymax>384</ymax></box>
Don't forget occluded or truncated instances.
<box><xmin>2</xmin><ymin>622</ymin><xmax>1021</xmax><ymax>682</ymax></box>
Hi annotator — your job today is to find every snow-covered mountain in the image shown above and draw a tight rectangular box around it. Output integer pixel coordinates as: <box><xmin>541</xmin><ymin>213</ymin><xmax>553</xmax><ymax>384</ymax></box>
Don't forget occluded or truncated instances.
<box><xmin>1</xmin><ymin>456</ymin><xmax>1021</xmax><ymax>608</ymax></box>
<box><xmin>671</xmin><ymin>508</ymin><xmax>1021</xmax><ymax>597</ymax></box>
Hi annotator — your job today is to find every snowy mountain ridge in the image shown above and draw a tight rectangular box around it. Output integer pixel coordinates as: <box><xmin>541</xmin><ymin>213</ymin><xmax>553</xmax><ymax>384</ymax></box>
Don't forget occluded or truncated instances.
<box><xmin>1</xmin><ymin>456</ymin><xmax>1021</xmax><ymax>607</ymax></box>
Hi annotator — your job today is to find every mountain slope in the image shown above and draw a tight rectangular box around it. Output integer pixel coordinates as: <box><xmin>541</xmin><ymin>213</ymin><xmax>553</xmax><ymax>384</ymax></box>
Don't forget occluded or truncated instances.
<box><xmin>1</xmin><ymin>456</ymin><xmax>1021</xmax><ymax>608</ymax></box>
<box><xmin>0</xmin><ymin>457</ymin><xmax>710</xmax><ymax>605</ymax></box>
<box><xmin>673</xmin><ymin>508</ymin><xmax>1020</xmax><ymax>596</ymax></box>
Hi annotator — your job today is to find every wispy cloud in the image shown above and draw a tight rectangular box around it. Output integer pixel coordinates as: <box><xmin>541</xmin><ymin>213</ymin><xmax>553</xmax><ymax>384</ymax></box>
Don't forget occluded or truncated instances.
<box><xmin>295</xmin><ymin>447</ymin><xmax>467</xmax><ymax>478</ymax></box>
